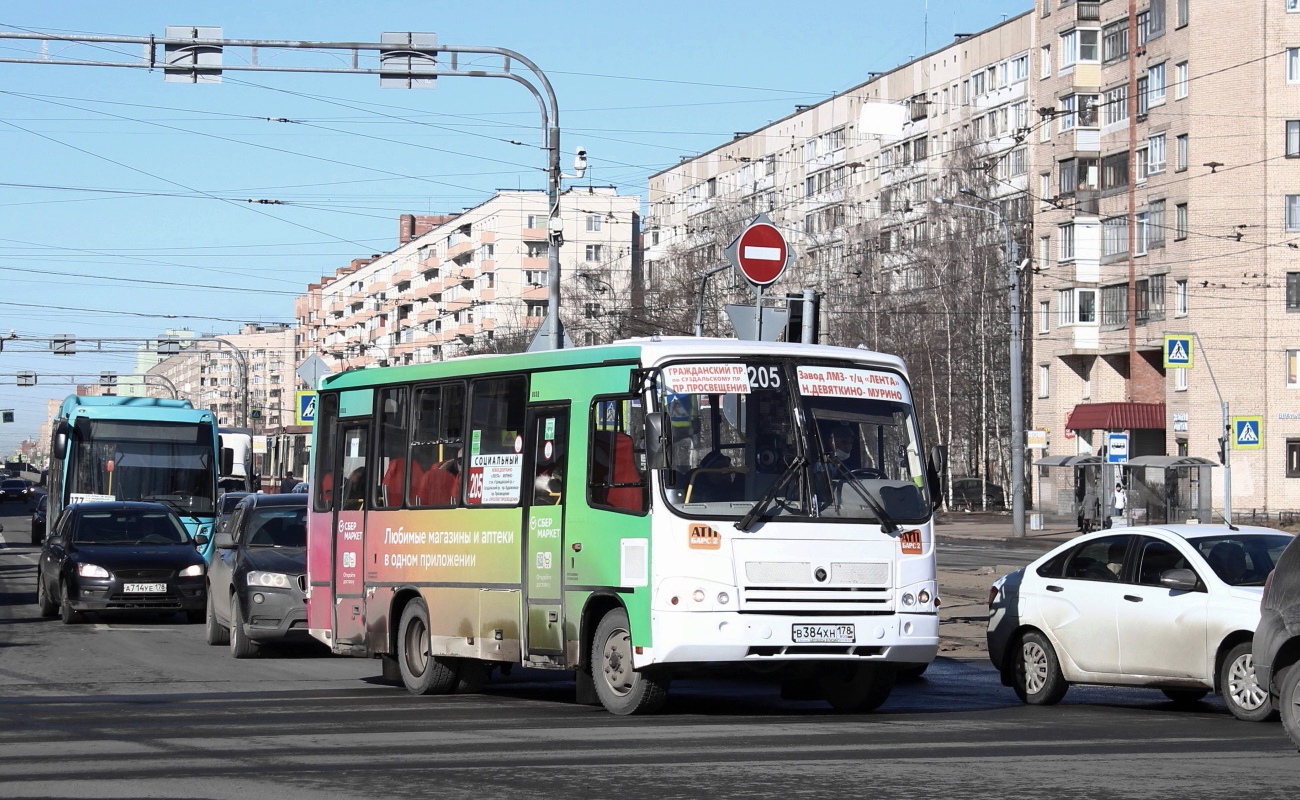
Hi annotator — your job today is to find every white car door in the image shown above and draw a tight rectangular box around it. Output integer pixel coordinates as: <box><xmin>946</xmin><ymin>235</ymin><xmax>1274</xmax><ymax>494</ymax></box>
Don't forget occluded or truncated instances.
<box><xmin>1032</xmin><ymin>534</ymin><xmax>1132</xmax><ymax>676</ymax></box>
<box><xmin>1116</xmin><ymin>534</ymin><xmax>1209</xmax><ymax>680</ymax></box>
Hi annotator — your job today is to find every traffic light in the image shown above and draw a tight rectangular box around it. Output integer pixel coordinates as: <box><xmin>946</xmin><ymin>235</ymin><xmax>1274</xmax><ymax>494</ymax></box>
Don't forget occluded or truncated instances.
<box><xmin>785</xmin><ymin>292</ymin><xmax>821</xmax><ymax>344</ymax></box>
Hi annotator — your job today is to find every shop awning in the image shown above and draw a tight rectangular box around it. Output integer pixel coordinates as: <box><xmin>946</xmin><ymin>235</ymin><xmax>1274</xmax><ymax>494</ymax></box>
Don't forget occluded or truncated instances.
<box><xmin>1065</xmin><ymin>402</ymin><xmax>1166</xmax><ymax>431</ymax></box>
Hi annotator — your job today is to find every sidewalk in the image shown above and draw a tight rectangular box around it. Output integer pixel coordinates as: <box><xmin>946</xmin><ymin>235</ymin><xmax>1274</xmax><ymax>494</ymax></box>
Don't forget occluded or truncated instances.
<box><xmin>930</xmin><ymin>512</ymin><xmax>1081</xmax><ymax>663</ymax></box>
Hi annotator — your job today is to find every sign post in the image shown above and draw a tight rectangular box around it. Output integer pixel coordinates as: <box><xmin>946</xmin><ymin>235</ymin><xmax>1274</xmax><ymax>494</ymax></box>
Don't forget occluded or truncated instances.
<box><xmin>724</xmin><ymin>214</ymin><xmax>792</xmax><ymax>341</ymax></box>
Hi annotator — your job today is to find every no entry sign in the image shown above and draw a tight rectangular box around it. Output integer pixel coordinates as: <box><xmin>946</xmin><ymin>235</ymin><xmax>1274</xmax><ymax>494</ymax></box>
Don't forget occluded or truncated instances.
<box><xmin>726</xmin><ymin>214</ymin><xmax>790</xmax><ymax>286</ymax></box>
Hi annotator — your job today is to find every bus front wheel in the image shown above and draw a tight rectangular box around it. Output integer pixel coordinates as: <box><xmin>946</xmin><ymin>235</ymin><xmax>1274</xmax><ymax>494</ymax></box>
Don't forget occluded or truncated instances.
<box><xmin>819</xmin><ymin>663</ymin><xmax>896</xmax><ymax>712</ymax></box>
<box><xmin>397</xmin><ymin>599</ymin><xmax>458</xmax><ymax>695</ymax></box>
<box><xmin>591</xmin><ymin>607</ymin><xmax>669</xmax><ymax>715</ymax></box>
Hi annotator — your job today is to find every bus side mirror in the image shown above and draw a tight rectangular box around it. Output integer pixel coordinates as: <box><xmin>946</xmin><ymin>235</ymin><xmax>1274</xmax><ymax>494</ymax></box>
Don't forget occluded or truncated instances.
<box><xmin>927</xmin><ymin>445</ymin><xmax>948</xmax><ymax>510</ymax></box>
<box><xmin>644</xmin><ymin>412</ymin><xmax>669</xmax><ymax>470</ymax></box>
<box><xmin>52</xmin><ymin>421</ymin><xmax>70</xmax><ymax>459</ymax></box>
<box><xmin>220</xmin><ymin>448</ymin><xmax>234</xmax><ymax>476</ymax></box>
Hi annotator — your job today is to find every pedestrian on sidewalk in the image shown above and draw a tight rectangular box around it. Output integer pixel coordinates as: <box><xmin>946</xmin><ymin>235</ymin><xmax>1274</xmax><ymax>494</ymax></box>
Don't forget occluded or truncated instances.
<box><xmin>1081</xmin><ymin>489</ymin><xmax>1101</xmax><ymax>533</ymax></box>
<box><xmin>1113</xmin><ymin>482</ymin><xmax>1127</xmax><ymax>518</ymax></box>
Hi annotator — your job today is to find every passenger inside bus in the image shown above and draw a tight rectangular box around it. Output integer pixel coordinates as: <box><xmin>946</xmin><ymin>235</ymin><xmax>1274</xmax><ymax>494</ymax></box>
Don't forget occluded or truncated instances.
<box><xmin>380</xmin><ymin>457</ymin><xmax>406</xmax><ymax>508</ymax></box>
<box><xmin>341</xmin><ymin>467</ymin><xmax>367</xmax><ymax>511</ymax></box>
<box><xmin>409</xmin><ymin>444</ymin><xmax>460</xmax><ymax>506</ymax></box>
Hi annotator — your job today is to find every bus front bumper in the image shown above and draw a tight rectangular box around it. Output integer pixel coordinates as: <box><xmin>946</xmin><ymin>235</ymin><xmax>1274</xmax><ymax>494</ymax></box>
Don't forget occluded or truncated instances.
<box><xmin>638</xmin><ymin>610</ymin><xmax>939</xmax><ymax>668</ymax></box>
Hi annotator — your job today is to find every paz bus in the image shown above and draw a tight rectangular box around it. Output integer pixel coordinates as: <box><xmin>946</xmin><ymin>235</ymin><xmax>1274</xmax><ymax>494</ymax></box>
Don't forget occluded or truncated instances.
<box><xmin>48</xmin><ymin>396</ymin><xmax>222</xmax><ymax>561</ymax></box>
<box><xmin>306</xmin><ymin>337</ymin><xmax>943</xmax><ymax>714</ymax></box>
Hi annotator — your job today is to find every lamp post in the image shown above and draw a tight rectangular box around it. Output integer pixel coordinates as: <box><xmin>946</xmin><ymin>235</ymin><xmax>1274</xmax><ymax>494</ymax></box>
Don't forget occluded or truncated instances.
<box><xmin>932</xmin><ymin>193</ymin><xmax>1026</xmax><ymax>538</ymax></box>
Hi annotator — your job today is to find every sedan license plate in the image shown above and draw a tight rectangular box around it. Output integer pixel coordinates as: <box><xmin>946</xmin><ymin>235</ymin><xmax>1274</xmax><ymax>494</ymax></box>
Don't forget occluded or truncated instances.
<box><xmin>792</xmin><ymin>624</ymin><xmax>855</xmax><ymax>644</ymax></box>
<box><xmin>124</xmin><ymin>583</ymin><xmax>166</xmax><ymax>593</ymax></box>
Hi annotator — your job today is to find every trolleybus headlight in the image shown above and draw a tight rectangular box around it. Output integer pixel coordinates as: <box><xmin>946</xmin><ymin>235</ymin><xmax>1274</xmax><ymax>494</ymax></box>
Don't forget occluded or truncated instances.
<box><xmin>901</xmin><ymin>592</ymin><xmax>916</xmax><ymax>607</ymax></box>
<box><xmin>692</xmin><ymin>589</ymin><xmax>706</xmax><ymax>603</ymax></box>
<box><xmin>917</xmin><ymin>589</ymin><xmax>931</xmax><ymax>605</ymax></box>
<box><xmin>77</xmin><ymin>563</ymin><xmax>110</xmax><ymax>579</ymax></box>
<box><xmin>717</xmin><ymin>592</ymin><xmax>730</xmax><ymax>605</ymax></box>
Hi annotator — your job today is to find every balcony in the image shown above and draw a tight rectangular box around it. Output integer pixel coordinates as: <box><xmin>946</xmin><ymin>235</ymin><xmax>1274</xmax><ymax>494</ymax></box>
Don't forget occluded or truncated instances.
<box><xmin>390</xmin><ymin>269</ymin><xmax>413</xmax><ymax>284</ymax></box>
<box><xmin>1077</xmin><ymin>1</ymin><xmax>1100</xmax><ymax>21</ymax></box>
<box><xmin>521</xmin><ymin>256</ymin><xmax>548</xmax><ymax>271</ymax></box>
<box><xmin>522</xmin><ymin>227</ymin><xmax>548</xmax><ymax>241</ymax></box>
<box><xmin>522</xmin><ymin>285</ymin><xmax>549</xmax><ymax>301</ymax></box>
<box><xmin>447</xmin><ymin>239</ymin><xmax>474</xmax><ymax>261</ymax></box>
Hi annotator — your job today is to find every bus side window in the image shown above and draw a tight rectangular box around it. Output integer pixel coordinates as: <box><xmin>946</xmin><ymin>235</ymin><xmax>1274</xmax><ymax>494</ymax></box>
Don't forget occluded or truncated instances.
<box><xmin>374</xmin><ymin>386</ymin><xmax>409</xmax><ymax>509</ymax></box>
<box><xmin>409</xmin><ymin>383</ymin><xmax>465</xmax><ymax>508</ymax></box>
<box><xmin>466</xmin><ymin>376</ymin><xmax>527</xmax><ymax>506</ymax></box>
<box><xmin>589</xmin><ymin>397</ymin><xmax>647</xmax><ymax>514</ymax></box>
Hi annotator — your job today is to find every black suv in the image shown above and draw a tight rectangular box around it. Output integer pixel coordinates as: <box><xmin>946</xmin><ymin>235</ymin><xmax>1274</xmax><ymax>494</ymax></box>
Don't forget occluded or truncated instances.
<box><xmin>1254</xmin><ymin>534</ymin><xmax>1300</xmax><ymax>750</ymax></box>
<box><xmin>204</xmin><ymin>493</ymin><xmax>309</xmax><ymax>657</ymax></box>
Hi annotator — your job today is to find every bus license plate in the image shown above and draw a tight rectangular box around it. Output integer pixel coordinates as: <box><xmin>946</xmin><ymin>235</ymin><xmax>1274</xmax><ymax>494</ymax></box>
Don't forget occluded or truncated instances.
<box><xmin>124</xmin><ymin>583</ymin><xmax>166</xmax><ymax>593</ymax></box>
<box><xmin>792</xmin><ymin>624</ymin><xmax>855</xmax><ymax>644</ymax></box>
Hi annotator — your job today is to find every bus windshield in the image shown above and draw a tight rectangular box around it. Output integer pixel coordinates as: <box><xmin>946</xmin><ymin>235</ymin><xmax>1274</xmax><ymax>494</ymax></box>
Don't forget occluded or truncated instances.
<box><xmin>70</xmin><ymin>420</ymin><xmax>217</xmax><ymax>515</ymax></box>
<box><xmin>656</xmin><ymin>359</ymin><xmax>930</xmax><ymax>524</ymax></box>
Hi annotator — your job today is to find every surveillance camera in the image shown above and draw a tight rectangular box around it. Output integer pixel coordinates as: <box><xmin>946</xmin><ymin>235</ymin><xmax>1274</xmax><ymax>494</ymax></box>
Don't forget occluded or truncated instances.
<box><xmin>573</xmin><ymin>146</ymin><xmax>588</xmax><ymax>178</ymax></box>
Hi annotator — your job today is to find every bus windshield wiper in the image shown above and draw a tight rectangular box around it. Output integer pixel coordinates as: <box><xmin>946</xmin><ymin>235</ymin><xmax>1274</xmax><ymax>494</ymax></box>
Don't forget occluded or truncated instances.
<box><xmin>735</xmin><ymin>455</ymin><xmax>806</xmax><ymax>532</ymax></box>
<box><xmin>824</xmin><ymin>456</ymin><xmax>899</xmax><ymax>533</ymax></box>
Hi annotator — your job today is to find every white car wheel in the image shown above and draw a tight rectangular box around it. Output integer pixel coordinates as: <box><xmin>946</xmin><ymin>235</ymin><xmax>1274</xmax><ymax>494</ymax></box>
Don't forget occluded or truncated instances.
<box><xmin>1221</xmin><ymin>643</ymin><xmax>1276</xmax><ymax>722</ymax></box>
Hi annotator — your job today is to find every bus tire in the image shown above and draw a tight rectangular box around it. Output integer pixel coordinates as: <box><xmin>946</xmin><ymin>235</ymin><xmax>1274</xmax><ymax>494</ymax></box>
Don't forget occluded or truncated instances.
<box><xmin>453</xmin><ymin>659</ymin><xmax>489</xmax><ymax>693</ymax></box>
<box><xmin>819</xmin><ymin>663</ymin><xmax>895</xmax><ymax>712</ymax></box>
<box><xmin>398</xmin><ymin>599</ymin><xmax>457</xmax><ymax>695</ymax></box>
<box><xmin>591</xmin><ymin>607</ymin><xmax>669</xmax><ymax>715</ymax></box>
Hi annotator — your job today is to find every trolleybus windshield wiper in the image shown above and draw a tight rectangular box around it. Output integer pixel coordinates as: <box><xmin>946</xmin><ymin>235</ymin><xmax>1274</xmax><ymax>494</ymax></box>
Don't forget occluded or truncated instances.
<box><xmin>735</xmin><ymin>455</ymin><xmax>806</xmax><ymax>532</ymax></box>
<box><xmin>823</xmin><ymin>455</ymin><xmax>899</xmax><ymax>534</ymax></box>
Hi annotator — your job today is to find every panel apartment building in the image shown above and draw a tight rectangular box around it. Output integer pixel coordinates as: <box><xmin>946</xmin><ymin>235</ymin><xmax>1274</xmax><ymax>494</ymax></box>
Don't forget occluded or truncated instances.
<box><xmin>645</xmin><ymin>13</ymin><xmax>1034</xmax><ymax>486</ymax></box>
<box><xmin>295</xmin><ymin>188</ymin><xmax>641</xmax><ymax>370</ymax></box>
<box><xmin>1030</xmin><ymin>0</ymin><xmax>1300</xmax><ymax>514</ymax></box>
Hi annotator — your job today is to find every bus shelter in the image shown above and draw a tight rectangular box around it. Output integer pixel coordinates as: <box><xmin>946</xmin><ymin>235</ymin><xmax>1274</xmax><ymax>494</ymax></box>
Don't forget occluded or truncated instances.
<box><xmin>1123</xmin><ymin>455</ymin><xmax>1216</xmax><ymax>525</ymax></box>
<box><xmin>1034</xmin><ymin>454</ymin><xmax>1104</xmax><ymax>528</ymax></box>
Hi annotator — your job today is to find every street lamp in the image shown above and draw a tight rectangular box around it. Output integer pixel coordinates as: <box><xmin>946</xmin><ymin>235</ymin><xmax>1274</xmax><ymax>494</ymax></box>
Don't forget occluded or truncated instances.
<box><xmin>931</xmin><ymin>192</ymin><xmax>1027</xmax><ymax>538</ymax></box>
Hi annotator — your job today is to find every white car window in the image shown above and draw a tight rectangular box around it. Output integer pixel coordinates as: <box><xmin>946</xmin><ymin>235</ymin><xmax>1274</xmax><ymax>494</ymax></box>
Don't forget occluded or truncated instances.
<box><xmin>1063</xmin><ymin>535</ymin><xmax>1133</xmax><ymax>583</ymax></box>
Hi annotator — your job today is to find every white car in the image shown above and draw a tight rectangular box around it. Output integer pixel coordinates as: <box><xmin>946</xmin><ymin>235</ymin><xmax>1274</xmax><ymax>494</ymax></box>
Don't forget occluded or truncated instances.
<box><xmin>988</xmin><ymin>524</ymin><xmax>1293</xmax><ymax>721</ymax></box>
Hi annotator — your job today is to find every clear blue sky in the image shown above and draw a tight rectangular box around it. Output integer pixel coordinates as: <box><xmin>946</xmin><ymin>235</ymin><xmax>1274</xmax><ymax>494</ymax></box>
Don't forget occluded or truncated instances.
<box><xmin>0</xmin><ymin>0</ymin><xmax>1030</xmax><ymax>455</ymax></box>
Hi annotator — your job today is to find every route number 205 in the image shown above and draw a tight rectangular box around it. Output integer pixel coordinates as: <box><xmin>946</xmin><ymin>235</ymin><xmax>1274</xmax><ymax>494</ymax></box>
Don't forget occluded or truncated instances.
<box><xmin>747</xmin><ymin>365</ymin><xmax>781</xmax><ymax>389</ymax></box>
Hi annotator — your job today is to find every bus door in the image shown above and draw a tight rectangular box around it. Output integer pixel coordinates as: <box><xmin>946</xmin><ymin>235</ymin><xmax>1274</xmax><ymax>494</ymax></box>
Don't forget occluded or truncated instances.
<box><xmin>523</xmin><ymin>404</ymin><xmax>569</xmax><ymax>658</ymax></box>
<box><xmin>332</xmin><ymin>421</ymin><xmax>370</xmax><ymax>649</ymax></box>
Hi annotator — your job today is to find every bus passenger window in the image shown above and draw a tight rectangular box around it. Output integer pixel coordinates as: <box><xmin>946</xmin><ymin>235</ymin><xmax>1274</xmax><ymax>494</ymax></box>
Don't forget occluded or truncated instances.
<box><xmin>374</xmin><ymin>386</ymin><xmax>409</xmax><ymax>509</ymax></box>
<box><xmin>408</xmin><ymin>383</ymin><xmax>465</xmax><ymax>507</ymax></box>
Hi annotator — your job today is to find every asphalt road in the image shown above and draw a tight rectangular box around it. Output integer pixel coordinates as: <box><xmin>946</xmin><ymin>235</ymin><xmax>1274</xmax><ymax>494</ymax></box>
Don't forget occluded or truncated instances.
<box><xmin>2</xmin><ymin>502</ymin><xmax>1299</xmax><ymax>798</ymax></box>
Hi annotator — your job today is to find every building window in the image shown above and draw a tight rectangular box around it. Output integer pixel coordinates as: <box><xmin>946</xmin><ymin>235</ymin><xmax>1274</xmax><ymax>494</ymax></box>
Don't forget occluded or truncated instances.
<box><xmin>1290</xmin><ymin>0</ymin><xmax>1300</xmax><ymax>12</ymax></box>
<box><xmin>526</xmin><ymin>214</ymin><xmax>540</xmax><ymax>228</ymax></box>
<box><xmin>1040</xmin><ymin>45</ymin><xmax>1052</xmax><ymax>78</ymax></box>
<box><xmin>1149</xmin><ymin>200</ymin><xmax>1166</xmax><ymax>249</ymax></box>
<box><xmin>1177</xmin><ymin>0</ymin><xmax>1189</xmax><ymax>26</ymax></box>
<box><xmin>1104</xmin><ymin>85</ymin><xmax>1129</xmax><ymax>125</ymax></box>
<box><xmin>1176</xmin><ymin>203</ymin><xmax>1189</xmax><ymax>239</ymax></box>
<box><xmin>1290</xmin><ymin>351</ymin><xmax>1300</xmax><ymax>387</ymax></box>
<box><xmin>1059</xmin><ymin>222</ymin><xmax>1076</xmax><ymax>261</ymax></box>
<box><xmin>1103</xmin><ymin>21</ymin><xmax>1128</xmax><ymax>63</ymax></box>
<box><xmin>1176</xmin><ymin>134</ymin><xmax>1189</xmax><ymax>171</ymax></box>
<box><xmin>1101</xmin><ymin>283</ymin><xmax>1129</xmax><ymax>329</ymax></box>
<box><xmin>1176</xmin><ymin>279</ymin><xmax>1189</xmax><ymax>316</ymax></box>
<box><xmin>1059</xmin><ymin>158</ymin><xmax>1078</xmax><ymax>195</ymax></box>
<box><xmin>1136</xmin><ymin>147</ymin><xmax>1150</xmax><ymax>182</ymax></box>
<box><xmin>1175</xmin><ymin>367</ymin><xmax>1189</xmax><ymax>392</ymax></box>
<box><xmin>1102</xmin><ymin>151</ymin><xmax>1130</xmax><ymax>191</ymax></box>
<box><xmin>1288</xmin><ymin>273</ymin><xmax>1300</xmax><ymax>311</ymax></box>
<box><xmin>1039</xmin><ymin>235</ymin><xmax>1051</xmax><ymax>270</ymax></box>
<box><xmin>1175</xmin><ymin>62</ymin><xmax>1189</xmax><ymax>99</ymax></box>
<box><xmin>585</xmin><ymin>244</ymin><xmax>603</xmax><ymax>262</ymax></box>
<box><xmin>1135</xmin><ymin>212</ymin><xmax>1150</xmax><ymax>256</ymax></box>
<box><xmin>1079</xmin><ymin>29</ymin><xmax>1100</xmax><ymax>63</ymax></box>
<box><xmin>1038</xmin><ymin>364</ymin><xmax>1050</xmax><ymax>398</ymax></box>
<box><xmin>1078</xmin><ymin>289</ymin><xmax>1097</xmax><ymax>323</ymax></box>
<box><xmin>1040</xmin><ymin>173</ymin><xmax>1052</xmax><ymax>205</ymax></box>
<box><xmin>1103</xmin><ymin>216</ymin><xmax>1129</xmax><ymax>256</ymax></box>
<box><xmin>1148</xmin><ymin>63</ymin><xmax>1167</xmax><ymax>105</ymax></box>
<box><xmin>1148</xmin><ymin>134</ymin><xmax>1167</xmax><ymax>174</ymax></box>
<box><xmin>1057</xmin><ymin>289</ymin><xmax>1075</xmax><ymax>325</ymax></box>
<box><xmin>1289</xmin><ymin>121</ymin><xmax>1300</xmax><ymax>157</ymax></box>
<box><xmin>1060</xmin><ymin>95</ymin><xmax>1078</xmax><ymax>132</ymax></box>
<box><xmin>1289</xmin><ymin>48</ymin><xmax>1300</xmax><ymax>83</ymax></box>
<box><xmin>1288</xmin><ymin>196</ymin><xmax>1300</xmax><ymax>231</ymax></box>
<box><xmin>1039</xmin><ymin>301</ymin><xmax>1051</xmax><ymax>333</ymax></box>
<box><xmin>1137</xmin><ymin>76</ymin><xmax>1150</xmax><ymax>116</ymax></box>
<box><xmin>1149</xmin><ymin>0</ymin><xmax>1167</xmax><ymax>38</ymax></box>
<box><xmin>1147</xmin><ymin>274</ymin><xmax>1166</xmax><ymax>321</ymax></box>
<box><xmin>586</xmin><ymin>215</ymin><xmax>601</xmax><ymax>232</ymax></box>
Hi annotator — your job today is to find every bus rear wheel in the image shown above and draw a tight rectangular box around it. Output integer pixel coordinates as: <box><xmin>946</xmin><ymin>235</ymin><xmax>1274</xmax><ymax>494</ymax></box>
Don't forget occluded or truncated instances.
<box><xmin>398</xmin><ymin>599</ymin><xmax>458</xmax><ymax>695</ymax></box>
<box><xmin>819</xmin><ymin>663</ymin><xmax>896</xmax><ymax>712</ymax></box>
<box><xmin>591</xmin><ymin>607</ymin><xmax>668</xmax><ymax>715</ymax></box>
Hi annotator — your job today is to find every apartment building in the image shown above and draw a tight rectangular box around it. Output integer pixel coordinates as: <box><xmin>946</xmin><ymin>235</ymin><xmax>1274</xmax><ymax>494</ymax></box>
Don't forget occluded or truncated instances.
<box><xmin>148</xmin><ymin>324</ymin><xmax>296</xmax><ymax>429</ymax></box>
<box><xmin>645</xmin><ymin>14</ymin><xmax>1033</xmax><ymax>484</ymax></box>
<box><xmin>295</xmin><ymin>188</ymin><xmax>641</xmax><ymax>369</ymax></box>
<box><xmin>1030</xmin><ymin>0</ymin><xmax>1300</xmax><ymax>513</ymax></box>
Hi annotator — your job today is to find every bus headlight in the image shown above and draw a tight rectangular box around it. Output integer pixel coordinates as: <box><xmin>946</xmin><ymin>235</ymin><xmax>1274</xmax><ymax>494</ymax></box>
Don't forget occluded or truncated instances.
<box><xmin>901</xmin><ymin>592</ymin><xmax>916</xmax><ymax>607</ymax></box>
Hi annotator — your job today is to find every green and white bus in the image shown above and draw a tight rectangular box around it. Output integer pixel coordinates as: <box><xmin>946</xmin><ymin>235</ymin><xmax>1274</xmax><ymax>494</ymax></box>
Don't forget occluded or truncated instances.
<box><xmin>306</xmin><ymin>337</ymin><xmax>943</xmax><ymax>714</ymax></box>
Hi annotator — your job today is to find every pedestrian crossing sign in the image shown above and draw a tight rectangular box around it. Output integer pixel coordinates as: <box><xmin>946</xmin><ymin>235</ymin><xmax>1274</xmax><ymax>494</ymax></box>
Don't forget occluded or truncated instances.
<box><xmin>1232</xmin><ymin>416</ymin><xmax>1263</xmax><ymax>450</ymax></box>
<box><xmin>295</xmin><ymin>391</ymin><xmax>318</xmax><ymax>426</ymax></box>
<box><xmin>1163</xmin><ymin>334</ymin><xmax>1193</xmax><ymax>369</ymax></box>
